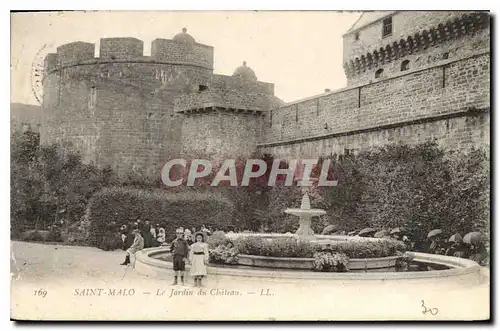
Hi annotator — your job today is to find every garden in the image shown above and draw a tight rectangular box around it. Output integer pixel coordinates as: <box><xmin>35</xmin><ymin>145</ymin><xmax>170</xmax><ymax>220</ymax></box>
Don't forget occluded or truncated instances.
<box><xmin>11</xmin><ymin>128</ymin><xmax>490</xmax><ymax>268</ymax></box>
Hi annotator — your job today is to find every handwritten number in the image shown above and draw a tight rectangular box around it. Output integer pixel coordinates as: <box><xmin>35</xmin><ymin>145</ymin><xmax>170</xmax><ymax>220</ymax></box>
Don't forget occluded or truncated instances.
<box><xmin>34</xmin><ymin>289</ymin><xmax>47</xmax><ymax>298</ymax></box>
<box><xmin>421</xmin><ymin>300</ymin><xmax>438</xmax><ymax>315</ymax></box>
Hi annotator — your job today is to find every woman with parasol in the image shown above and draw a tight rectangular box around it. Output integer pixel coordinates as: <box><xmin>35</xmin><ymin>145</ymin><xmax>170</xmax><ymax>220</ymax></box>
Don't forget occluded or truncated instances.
<box><xmin>445</xmin><ymin>233</ymin><xmax>467</xmax><ymax>258</ymax></box>
<box><xmin>464</xmin><ymin>232</ymin><xmax>487</xmax><ymax>265</ymax></box>
<box><xmin>427</xmin><ymin>229</ymin><xmax>444</xmax><ymax>254</ymax></box>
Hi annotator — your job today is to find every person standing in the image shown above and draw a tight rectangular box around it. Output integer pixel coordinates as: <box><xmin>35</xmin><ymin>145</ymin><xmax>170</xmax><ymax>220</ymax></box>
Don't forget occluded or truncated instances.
<box><xmin>184</xmin><ymin>228</ymin><xmax>194</xmax><ymax>246</ymax></box>
<box><xmin>170</xmin><ymin>228</ymin><xmax>190</xmax><ymax>285</ymax></box>
<box><xmin>120</xmin><ymin>225</ymin><xmax>127</xmax><ymax>244</ymax></box>
<box><xmin>156</xmin><ymin>227</ymin><xmax>166</xmax><ymax>246</ymax></box>
<box><xmin>122</xmin><ymin>224</ymin><xmax>135</xmax><ymax>252</ymax></box>
<box><xmin>189</xmin><ymin>232</ymin><xmax>209</xmax><ymax>287</ymax></box>
<box><xmin>150</xmin><ymin>224</ymin><xmax>157</xmax><ymax>244</ymax></box>
<box><xmin>120</xmin><ymin>225</ymin><xmax>144</xmax><ymax>266</ymax></box>
<box><xmin>141</xmin><ymin>221</ymin><xmax>153</xmax><ymax>248</ymax></box>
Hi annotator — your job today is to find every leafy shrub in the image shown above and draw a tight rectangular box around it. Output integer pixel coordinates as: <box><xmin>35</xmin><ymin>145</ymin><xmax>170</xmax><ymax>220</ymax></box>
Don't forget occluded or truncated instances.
<box><xmin>312</xmin><ymin>252</ymin><xmax>349</xmax><ymax>272</ymax></box>
<box><xmin>207</xmin><ymin>231</ymin><xmax>231</xmax><ymax>248</ymax></box>
<box><xmin>11</xmin><ymin>131</ymin><xmax>117</xmax><ymax>240</ymax></box>
<box><xmin>85</xmin><ymin>187</ymin><xmax>235</xmax><ymax>248</ymax></box>
<box><xmin>47</xmin><ymin>225</ymin><xmax>64</xmax><ymax>242</ymax></box>
<box><xmin>235</xmin><ymin>237</ymin><xmax>317</xmax><ymax>258</ymax></box>
<box><xmin>99</xmin><ymin>233</ymin><xmax>123</xmax><ymax>251</ymax></box>
<box><xmin>209</xmin><ymin>245</ymin><xmax>239</xmax><ymax>265</ymax></box>
<box><xmin>395</xmin><ymin>252</ymin><xmax>414</xmax><ymax>272</ymax></box>
<box><xmin>23</xmin><ymin>230</ymin><xmax>46</xmax><ymax>242</ymax></box>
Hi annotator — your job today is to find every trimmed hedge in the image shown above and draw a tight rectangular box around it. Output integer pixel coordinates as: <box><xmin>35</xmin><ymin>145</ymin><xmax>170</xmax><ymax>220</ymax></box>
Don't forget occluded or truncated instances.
<box><xmin>83</xmin><ymin>187</ymin><xmax>235</xmax><ymax>248</ymax></box>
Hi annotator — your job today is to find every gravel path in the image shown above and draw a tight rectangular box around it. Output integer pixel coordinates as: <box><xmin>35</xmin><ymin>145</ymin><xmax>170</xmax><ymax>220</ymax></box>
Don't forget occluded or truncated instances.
<box><xmin>10</xmin><ymin>241</ymin><xmax>490</xmax><ymax>321</ymax></box>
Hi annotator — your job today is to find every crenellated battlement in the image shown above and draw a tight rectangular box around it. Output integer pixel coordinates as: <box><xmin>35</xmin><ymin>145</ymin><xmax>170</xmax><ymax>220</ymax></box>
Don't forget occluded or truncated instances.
<box><xmin>343</xmin><ymin>13</ymin><xmax>489</xmax><ymax>79</ymax></box>
<box><xmin>342</xmin><ymin>12</ymin><xmax>490</xmax><ymax>86</ymax></box>
<box><xmin>151</xmin><ymin>38</ymin><xmax>213</xmax><ymax>69</ymax></box>
<box><xmin>44</xmin><ymin>35</ymin><xmax>214</xmax><ymax>75</ymax></box>
<box><xmin>100</xmin><ymin>37</ymin><xmax>144</xmax><ymax>60</ymax></box>
<box><xmin>56</xmin><ymin>41</ymin><xmax>95</xmax><ymax>67</ymax></box>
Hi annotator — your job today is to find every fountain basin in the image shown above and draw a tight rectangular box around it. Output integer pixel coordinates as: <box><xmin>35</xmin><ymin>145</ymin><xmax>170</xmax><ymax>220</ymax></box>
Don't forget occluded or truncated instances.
<box><xmin>135</xmin><ymin>248</ymin><xmax>482</xmax><ymax>285</ymax></box>
<box><xmin>284</xmin><ymin>208</ymin><xmax>326</xmax><ymax>216</ymax></box>
<box><xmin>237</xmin><ymin>254</ymin><xmax>398</xmax><ymax>270</ymax></box>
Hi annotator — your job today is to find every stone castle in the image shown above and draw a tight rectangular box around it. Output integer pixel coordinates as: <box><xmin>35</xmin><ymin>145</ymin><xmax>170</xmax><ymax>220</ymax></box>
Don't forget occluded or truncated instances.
<box><xmin>40</xmin><ymin>11</ymin><xmax>490</xmax><ymax>179</ymax></box>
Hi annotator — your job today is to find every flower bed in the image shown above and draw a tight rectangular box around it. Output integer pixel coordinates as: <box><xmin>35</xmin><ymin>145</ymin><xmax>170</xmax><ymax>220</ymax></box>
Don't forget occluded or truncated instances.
<box><xmin>208</xmin><ymin>235</ymin><xmax>406</xmax><ymax>272</ymax></box>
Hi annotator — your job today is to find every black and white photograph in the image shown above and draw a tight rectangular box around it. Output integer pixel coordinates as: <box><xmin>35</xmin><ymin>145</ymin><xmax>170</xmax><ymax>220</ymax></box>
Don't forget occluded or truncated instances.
<box><xmin>9</xmin><ymin>9</ymin><xmax>491</xmax><ymax>321</ymax></box>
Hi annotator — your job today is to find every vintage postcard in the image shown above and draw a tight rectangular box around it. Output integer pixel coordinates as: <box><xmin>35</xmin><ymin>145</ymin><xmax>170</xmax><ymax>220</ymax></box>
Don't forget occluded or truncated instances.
<box><xmin>10</xmin><ymin>10</ymin><xmax>490</xmax><ymax>321</ymax></box>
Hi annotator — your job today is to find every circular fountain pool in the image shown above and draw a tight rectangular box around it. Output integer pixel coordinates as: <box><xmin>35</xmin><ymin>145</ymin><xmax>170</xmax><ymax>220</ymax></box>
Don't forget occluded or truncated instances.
<box><xmin>134</xmin><ymin>239</ymin><xmax>482</xmax><ymax>285</ymax></box>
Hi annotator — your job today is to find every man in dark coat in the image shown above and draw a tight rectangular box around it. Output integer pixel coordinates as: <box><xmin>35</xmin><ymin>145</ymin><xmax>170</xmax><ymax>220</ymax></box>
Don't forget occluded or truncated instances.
<box><xmin>140</xmin><ymin>221</ymin><xmax>154</xmax><ymax>248</ymax></box>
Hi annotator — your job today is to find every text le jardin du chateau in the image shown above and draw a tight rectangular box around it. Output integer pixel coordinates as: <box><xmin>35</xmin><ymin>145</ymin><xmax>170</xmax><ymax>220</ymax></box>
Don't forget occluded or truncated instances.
<box><xmin>73</xmin><ymin>288</ymin><xmax>274</xmax><ymax>298</ymax></box>
<box><xmin>160</xmin><ymin>158</ymin><xmax>338</xmax><ymax>187</ymax></box>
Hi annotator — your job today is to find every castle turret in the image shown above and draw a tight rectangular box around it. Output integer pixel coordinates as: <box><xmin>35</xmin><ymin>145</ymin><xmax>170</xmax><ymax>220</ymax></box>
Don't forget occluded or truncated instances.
<box><xmin>175</xmin><ymin>61</ymin><xmax>282</xmax><ymax>159</ymax></box>
<box><xmin>342</xmin><ymin>11</ymin><xmax>490</xmax><ymax>86</ymax></box>
<box><xmin>41</xmin><ymin>30</ymin><xmax>215</xmax><ymax>179</ymax></box>
<box><xmin>232</xmin><ymin>61</ymin><xmax>258</xmax><ymax>81</ymax></box>
<box><xmin>173</xmin><ymin>27</ymin><xmax>196</xmax><ymax>44</ymax></box>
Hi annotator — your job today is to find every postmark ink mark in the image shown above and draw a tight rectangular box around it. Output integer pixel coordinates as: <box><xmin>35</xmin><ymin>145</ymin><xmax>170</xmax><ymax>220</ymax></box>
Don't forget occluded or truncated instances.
<box><xmin>30</xmin><ymin>44</ymin><xmax>48</xmax><ymax>106</ymax></box>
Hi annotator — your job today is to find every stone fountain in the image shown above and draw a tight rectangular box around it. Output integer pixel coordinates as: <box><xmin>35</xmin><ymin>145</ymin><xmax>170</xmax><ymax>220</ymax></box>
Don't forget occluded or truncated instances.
<box><xmin>285</xmin><ymin>180</ymin><xmax>326</xmax><ymax>239</ymax></box>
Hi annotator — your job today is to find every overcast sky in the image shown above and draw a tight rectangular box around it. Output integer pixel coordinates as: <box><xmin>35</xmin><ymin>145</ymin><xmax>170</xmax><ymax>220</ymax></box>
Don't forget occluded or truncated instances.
<box><xmin>11</xmin><ymin>11</ymin><xmax>360</xmax><ymax>105</ymax></box>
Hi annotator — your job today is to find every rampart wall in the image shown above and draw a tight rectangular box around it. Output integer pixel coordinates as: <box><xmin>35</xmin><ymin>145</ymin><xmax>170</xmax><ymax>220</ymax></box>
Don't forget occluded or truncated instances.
<box><xmin>259</xmin><ymin>52</ymin><xmax>490</xmax><ymax>158</ymax></box>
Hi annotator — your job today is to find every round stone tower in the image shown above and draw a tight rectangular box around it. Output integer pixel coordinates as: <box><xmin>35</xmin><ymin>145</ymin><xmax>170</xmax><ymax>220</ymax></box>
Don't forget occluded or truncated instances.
<box><xmin>41</xmin><ymin>29</ymin><xmax>215</xmax><ymax>179</ymax></box>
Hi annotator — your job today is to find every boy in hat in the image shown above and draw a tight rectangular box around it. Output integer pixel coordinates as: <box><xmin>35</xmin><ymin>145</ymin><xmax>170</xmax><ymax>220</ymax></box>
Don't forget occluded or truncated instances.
<box><xmin>170</xmin><ymin>228</ymin><xmax>190</xmax><ymax>285</ymax></box>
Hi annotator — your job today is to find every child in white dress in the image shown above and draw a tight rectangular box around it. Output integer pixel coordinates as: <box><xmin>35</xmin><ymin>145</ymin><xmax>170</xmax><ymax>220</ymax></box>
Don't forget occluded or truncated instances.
<box><xmin>189</xmin><ymin>232</ymin><xmax>209</xmax><ymax>287</ymax></box>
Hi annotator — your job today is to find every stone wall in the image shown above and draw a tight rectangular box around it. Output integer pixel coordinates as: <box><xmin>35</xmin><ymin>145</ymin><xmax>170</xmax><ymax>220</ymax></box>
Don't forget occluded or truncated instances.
<box><xmin>260</xmin><ymin>52</ymin><xmax>490</xmax><ymax>158</ymax></box>
<box><xmin>41</xmin><ymin>38</ymin><xmax>214</xmax><ymax>179</ymax></box>
<box><xmin>259</xmin><ymin>113</ymin><xmax>490</xmax><ymax>160</ymax></box>
<box><xmin>151</xmin><ymin>39</ymin><xmax>214</xmax><ymax>69</ymax></box>
<box><xmin>99</xmin><ymin>38</ymin><xmax>144</xmax><ymax>60</ymax></box>
<box><xmin>180</xmin><ymin>110</ymin><xmax>265</xmax><ymax>159</ymax></box>
<box><xmin>174</xmin><ymin>74</ymin><xmax>277</xmax><ymax>113</ymax></box>
<box><xmin>56</xmin><ymin>42</ymin><xmax>95</xmax><ymax>66</ymax></box>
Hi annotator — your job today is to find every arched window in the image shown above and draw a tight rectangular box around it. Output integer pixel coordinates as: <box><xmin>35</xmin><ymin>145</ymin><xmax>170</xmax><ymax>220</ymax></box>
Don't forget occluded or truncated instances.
<box><xmin>375</xmin><ymin>69</ymin><xmax>384</xmax><ymax>79</ymax></box>
<box><xmin>401</xmin><ymin>60</ymin><xmax>410</xmax><ymax>71</ymax></box>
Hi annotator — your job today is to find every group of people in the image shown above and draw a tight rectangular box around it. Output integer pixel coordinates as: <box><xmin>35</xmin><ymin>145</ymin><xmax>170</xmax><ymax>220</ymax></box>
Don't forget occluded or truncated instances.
<box><xmin>120</xmin><ymin>220</ymin><xmax>166</xmax><ymax>250</ymax></box>
<box><xmin>119</xmin><ymin>221</ymin><xmax>212</xmax><ymax>287</ymax></box>
<box><xmin>428</xmin><ymin>237</ymin><xmax>487</xmax><ymax>263</ymax></box>
<box><xmin>169</xmin><ymin>228</ymin><xmax>210</xmax><ymax>287</ymax></box>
